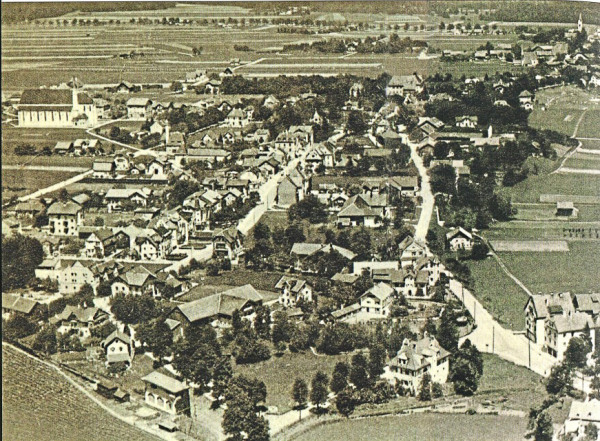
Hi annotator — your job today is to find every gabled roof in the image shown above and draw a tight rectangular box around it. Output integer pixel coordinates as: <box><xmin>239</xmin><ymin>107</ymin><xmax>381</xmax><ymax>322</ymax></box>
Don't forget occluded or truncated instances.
<box><xmin>105</xmin><ymin>188</ymin><xmax>147</xmax><ymax>200</ymax></box>
<box><xmin>338</xmin><ymin>194</ymin><xmax>379</xmax><ymax>218</ymax></box>
<box><xmin>47</xmin><ymin>200</ymin><xmax>81</xmax><ymax>216</ymax></box>
<box><xmin>52</xmin><ymin>305</ymin><xmax>106</xmax><ymax>324</ymax></box>
<box><xmin>446</xmin><ymin>227</ymin><xmax>473</xmax><ymax>241</ymax></box>
<box><xmin>361</xmin><ymin>282</ymin><xmax>394</xmax><ymax>301</ymax></box>
<box><xmin>275</xmin><ymin>276</ymin><xmax>309</xmax><ymax>293</ymax></box>
<box><xmin>142</xmin><ymin>371</ymin><xmax>188</xmax><ymax>394</ymax></box>
<box><xmin>101</xmin><ymin>330</ymin><xmax>131</xmax><ymax>348</ymax></box>
<box><xmin>118</xmin><ymin>266</ymin><xmax>156</xmax><ymax>287</ymax></box>
<box><xmin>126</xmin><ymin>97</ymin><xmax>152</xmax><ymax>107</ymax></box>
<box><xmin>2</xmin><ymin>293</ymin><xmax>41</xmax><ymax>314</ymax></box>
<box><xmin>20</xmin><ymin>89</ymin><xmax>93</xmax><ymax>105</ymax></box>
<box><xmin>291</xmin><ymin>243</ymin><xmax>356</xmax><ymax>260</ymax></box>
<box><xmin>176</xmin><ymin>284</ymin><xmax>262</xmax><ymax>323</ymax></box>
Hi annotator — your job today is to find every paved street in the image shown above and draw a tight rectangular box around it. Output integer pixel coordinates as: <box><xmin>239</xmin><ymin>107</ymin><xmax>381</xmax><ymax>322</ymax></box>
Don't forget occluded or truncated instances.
<box><xmin>409</xmin><ymin>141</ymin><xmax>434</xmax><ymax>241</ymax></box>
<box><xmin>448</xmin><ymin>277</ymin><xmax>556</xmax><ymax>377</ymax></box>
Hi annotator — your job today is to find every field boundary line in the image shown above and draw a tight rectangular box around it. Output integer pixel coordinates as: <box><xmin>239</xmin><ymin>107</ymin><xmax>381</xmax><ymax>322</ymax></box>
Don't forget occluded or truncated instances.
<box><xmin>475</xmin><ymin>235</ymin><xmax>533</xmax><ymax>297</ymax></box>
<box><xmin>2</xmin><ymin>342</ymin><xmax>168</xmax><ymax>441</ymax></box>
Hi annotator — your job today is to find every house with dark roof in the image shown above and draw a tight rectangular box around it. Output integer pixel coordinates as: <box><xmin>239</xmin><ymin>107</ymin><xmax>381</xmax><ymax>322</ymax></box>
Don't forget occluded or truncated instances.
<box><xmin>84</xmin><ymin>228</ymin><xmax>117</xmax><ymax>258</ymax></box>
<box><xmin>387</xmin><ymin>333</ymin><xmax>451</xmax><ymax>394</ymax></box>
<box><xmin>111</xmin><ymin>265</ymin><xmax>159</xmax><ymax>297</ymax></box>
<box><xmin>18</xmin><ymin>86</ymin><xmax>97</xmax><ymax>128</ymax></box>
<box><xmin>50</xmin><ymin>305</ymin><xmax>109</xmax><ymax>339</ymax></box>
<box><xmin>337</xmin><ymin>194</ymin><xmax>387</xmax><ymax>228</ymax></box>
<box><xmin>142</xmin><ymin>370</ymin><xmax>190</xmax><ymax>415</ymax></box>
<box><xmin>101</xmin><ymin>330</ymin><xmax>134</xmax><ymax>366</ymax></box>
<box><xmin>212</xmin><ymin>227</ymin><xmax>244</xmax><ymax>263</ymax></box>
<box><xmin>275</xmin><ymin>276</ymin><xmax>313</xmax><ymax>307</ymax></box>
<box><xmin>446</xmin><ymin>227</ymin><xmax>473</xmax><ymax>251</ymax></box>
<box><xmin>47</xmin><ymin>200</ymin><xmax>83</xmax><ymax>236</ymax></box>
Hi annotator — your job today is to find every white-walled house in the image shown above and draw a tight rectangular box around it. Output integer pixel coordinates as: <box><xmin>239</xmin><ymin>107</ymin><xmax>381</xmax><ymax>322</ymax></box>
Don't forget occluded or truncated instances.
<box><xmin>275</xmin><ymin>276</ymin><xmax>313</xmax><ymax>307</ymax></box>
<box><xmin>387</xmin><ymin>333</ymin><xmax>451</xmax><ymax>394</ymax></box>
<box><xmin>446</xmin><ymin>227</ymin><xmax>473</xmax><ymax>251</ymax></box>
<box><xmin>47</xmin><ymin>201</ymin><xmax>83</xmax><ymax>236</ymax></box>
<box><xmin>101</xmin><ymin>330</ymin><xmax>134</xmax><ymax>366</ymax></box>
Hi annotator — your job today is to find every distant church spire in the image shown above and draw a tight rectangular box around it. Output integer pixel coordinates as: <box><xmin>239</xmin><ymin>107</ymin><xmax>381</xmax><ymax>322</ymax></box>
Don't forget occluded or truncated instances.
<box><xmin>578</xmin><ymin>13</ymin><xmax>583</xmax><ymax>33</ymax></box>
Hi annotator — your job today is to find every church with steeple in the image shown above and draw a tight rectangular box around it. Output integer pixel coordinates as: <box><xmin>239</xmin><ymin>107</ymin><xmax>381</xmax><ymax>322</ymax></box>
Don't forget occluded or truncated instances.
<box><xmin>17</xmin><ymin>78</ymin><xmax>97</xmax><ymax>128</ymax></box>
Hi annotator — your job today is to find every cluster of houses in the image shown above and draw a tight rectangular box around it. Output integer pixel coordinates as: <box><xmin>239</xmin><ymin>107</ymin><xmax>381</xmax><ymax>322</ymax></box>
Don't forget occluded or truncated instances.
<box><xmin>525</xmin><ymin>291</ymin><xmax>600</xmax><ymax>362</ymax></box>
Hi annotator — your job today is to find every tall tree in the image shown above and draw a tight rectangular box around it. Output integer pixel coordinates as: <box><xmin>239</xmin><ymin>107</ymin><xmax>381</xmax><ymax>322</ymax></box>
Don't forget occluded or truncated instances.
<box><xmin>2</xmin><ymin>235</ymin><xmax>44</xmax><ymax>291</ymax></box>
<box><xmin>368</xmin><ymin>342</ymin><xmax>386</xmax><ymax>379</ymax></box>
<box><xmin>350</xmin><ymin>353</ymin><xmax>370</xmax><ymax>389</ymax></box>
<box><xmin>253</xmin><ymin>304</ymin><xmax>272</xmax><ymax>340</ymax></box>
<box><xmin>310</xmin><ymin>371</ymin><xmax>329</xmax><ymax>411</ymax></box>
<box><xmin>291</xmin><ymin>378</ymin><xmax>309</xmax><ymax>419</ymax></box>
<box><xmin>418</xmin><ymin>372</ymin><xmax>432</xmax><ymax>401</ymax></box>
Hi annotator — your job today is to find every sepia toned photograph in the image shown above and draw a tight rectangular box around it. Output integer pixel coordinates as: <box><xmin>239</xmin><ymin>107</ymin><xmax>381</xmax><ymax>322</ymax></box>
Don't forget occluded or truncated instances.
<box><xmin>1</xmin><ymin>1</ymin><xmax>599</xmax><ymax>440</ymax></box>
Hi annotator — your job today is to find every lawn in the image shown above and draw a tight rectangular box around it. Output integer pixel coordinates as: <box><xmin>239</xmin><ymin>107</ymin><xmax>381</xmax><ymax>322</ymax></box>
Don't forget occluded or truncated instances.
<box><xmin>234</xmin><ymin>350</ymin><xmax>351</xmax><ymax>414</ymax></box>
<box><xmin>576</xmin><ymin>109</ymin><xmax>600</xmax><ymax>139</ymax></box>
<box><xmin>2</xmin><ymin>346</ymin><xmax>159</xmax><ymax>441</ymax></box>
<box><xmin>497</xmin><ymin>241</ymin><xmax>600</xmax><ymax>294</ymax></box>
<box><xmin>465</xmin><ymin>257</ymin><xmax>529</xmax><ymax>331</ymax></box>
<box><xmin>563</xmin><ymin>157</ymin><xmax>600</xmax><ymax>170</ymax></box>
<box><xmin>295</xmin><ymin>413</ymin><xmax>528</xmax><ymax>441</ymax></box>
<box><xmin>529</xmin><ymin>108</ymin><xmax>584</xmax><ymax>137</ymax></box>
<box><xmin>2</xmin><ymin>155</ymin><xmax>94</xmax><ymax>168</ymax></box>
<box><xmin>478</xmin><ymin>354</ymin><xmax>546</xmax><ymax>412</ymax></box>
<box><xmin>2</xmin><ymin>169</ymin><xmax>79</xmax><ymax>201</ymax></box>
<box><xmin>501</xmin><ymin>172</ymin><xmax>600</xmax><ymax>203</ymax></box>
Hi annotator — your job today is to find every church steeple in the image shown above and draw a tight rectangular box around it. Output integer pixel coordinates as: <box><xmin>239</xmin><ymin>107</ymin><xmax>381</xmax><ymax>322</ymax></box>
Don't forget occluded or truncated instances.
<box><xmin>578</xmin><ymin>13</ymin><xmax>583</xmax><ymax>33</ymax></box>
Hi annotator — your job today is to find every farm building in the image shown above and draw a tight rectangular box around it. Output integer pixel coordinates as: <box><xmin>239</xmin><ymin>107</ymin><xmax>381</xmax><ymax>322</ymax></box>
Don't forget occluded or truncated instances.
<box><xmin>556</xmin><ymin>201</ymin><xmax>578</xmax><ymax>217</ymax></box>
<box><xmin>18</xmin><ymin>86</ymin><xmax>97</xmax><ymax>128</ymax></box>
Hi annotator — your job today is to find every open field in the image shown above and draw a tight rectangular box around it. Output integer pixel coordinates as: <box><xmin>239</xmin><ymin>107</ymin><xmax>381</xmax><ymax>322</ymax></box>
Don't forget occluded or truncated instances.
<box><xmin>563</xmin><ymin>157</ymin><xmax>600</xmax><ymax>170</ymax></box>
<box><xmin>235</xmin><ymin>350</ymin><xmax>351</xmax><ymax>414</ymax></box>
<box><xmin>2</xmin><ymin>155</ymin><xmax>94</xmax><ymax>168</ymax></box>
<box><xmin>490</xmin><ymin>240</ymin><xmax>569</xmax><ymax>252</ymax></box>
<box><xmin>3</xmin><ymin>169</ymin><xmax>79</xmax><ymax>201</ymax></box>
<box><xmin>295</xmin><ymin>413</ymin><xmax>528</xmax><ymax>441</ymax></box>
<box><xmin>575</xmin><ymin>109</ymin><xmax>600</xmax><ymax>139</ymax></box>
<box><xmin>1</xmin><ymin>21</ymin><xmax>529</xmax><ymax>90</ymax></box>
<box><xmin>465</xmin><ymin>258</ymin><xmax>529</xmax><ymax>331</ymax></box>
<box><xmin>501</xmin><ymin>172</ymin><xmax>600</xmax><ymax>203</ymax></box>
<box><xmin>497</xmin><ymin>241</ymin><xmax>600</xmax><ymax>294</ymax></box>
<box><xmin>478</xmin><ymin>354</ymin><xmax>546</xmax><ymax>411</ymax></box>
<box><xmin>2</xmin><ymin>345</ymin><xmax>158</xmax><ymax>441</ymax></box>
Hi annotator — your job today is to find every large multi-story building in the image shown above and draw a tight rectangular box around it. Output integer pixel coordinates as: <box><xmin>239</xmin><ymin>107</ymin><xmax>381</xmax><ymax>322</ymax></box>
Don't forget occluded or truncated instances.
<box><xmin>388</xmin><ymin>333</ymin><xmax>451</xmax><ymax>394</ymax></box>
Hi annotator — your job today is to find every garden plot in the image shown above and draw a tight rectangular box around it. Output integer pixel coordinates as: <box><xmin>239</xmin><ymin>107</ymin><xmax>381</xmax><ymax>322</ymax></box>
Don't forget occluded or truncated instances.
<box><xmin>490</xmin><ymin>240</ymin><xmax>569</xmax><ymax>252</ymax></box>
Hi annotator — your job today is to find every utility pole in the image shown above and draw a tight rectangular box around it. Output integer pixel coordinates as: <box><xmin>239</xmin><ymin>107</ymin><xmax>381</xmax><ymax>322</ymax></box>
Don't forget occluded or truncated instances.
<box><xmin>528</xmin><ymin>337</ymin><xmax>531</xmax><ymax>369</ymax></box>
<box><xmin>492</xmin><ymin>326</ymin><xmax>495</xmax><ymax>354</ymax></box>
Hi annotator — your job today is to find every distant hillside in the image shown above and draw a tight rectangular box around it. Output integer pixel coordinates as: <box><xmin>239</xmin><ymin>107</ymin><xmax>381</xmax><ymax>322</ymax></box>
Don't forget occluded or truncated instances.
<box><xmin>2</xmin><ymin>345</ymin><xmax>159</xmax><ymax>441</ymax></box>
<box><xmin>1</xmin><ymin>2</ymin><xmax>173</xmax><ymax>23</ymax></box>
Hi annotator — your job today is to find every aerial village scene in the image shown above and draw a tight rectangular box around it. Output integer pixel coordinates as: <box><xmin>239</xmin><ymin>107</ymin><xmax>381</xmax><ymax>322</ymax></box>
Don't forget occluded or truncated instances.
<box><xmin>1</xmin><ymin>1</ymin><xmax>600</xmax><ymax>441</ymax></box>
